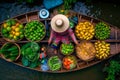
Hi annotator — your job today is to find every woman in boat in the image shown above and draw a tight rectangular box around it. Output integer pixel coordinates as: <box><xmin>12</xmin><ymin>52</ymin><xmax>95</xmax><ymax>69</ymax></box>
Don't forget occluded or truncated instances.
<box><xmin>48</xmin><ymin>14</ymin><xmax>78</xmax><ymax>54</ymax></box>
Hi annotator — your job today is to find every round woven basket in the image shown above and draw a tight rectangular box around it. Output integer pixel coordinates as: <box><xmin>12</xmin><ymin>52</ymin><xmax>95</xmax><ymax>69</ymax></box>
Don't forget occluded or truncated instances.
<box><xmin>1</xmin><ymin>19</ymin><xmax>24</xmax><ymax>42</ymax></box>
<box><xmin>60</xmin><ymin>43</ymin><xmax>74</xmax><ymax>56</ymax></box>
<box><xmin>48</xmin><ymin>56</ymin><xmax>62</xmax><ymax>71</ymax></box>
<box><xmin>24</xmin><ymin>21</ymin><xmax>46</xmax><ymax>42</ymax></box>
<box><xmin>63</xmin><ymin>55</ymin><xmax>77</xmax><ymax>70</ymax></box>
<box><xmin>0</xmin><ymin>42</ymin><xmax>21</xmax><ymax>62</ymax></box>
<box><xmin>76</xmin><ymin>41</ymin><xmax>96</xmax><ymax>61</ymax></box>
<box><xmin>95</xmin><ymin>22</ymin><xmax>110</xmax><ymax>40</ymax></box>
<box><xmin>75</xmin><ymin>21</ymin><xmax>95</xmax><ymax>40</ymax></box>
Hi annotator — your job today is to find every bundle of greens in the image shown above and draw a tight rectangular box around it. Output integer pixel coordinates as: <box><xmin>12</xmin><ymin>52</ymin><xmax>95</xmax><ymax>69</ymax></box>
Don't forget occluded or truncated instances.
<box><xmin>0</xmin><ymin>42</ymin><xmax>19</xmax><ymax>61</ymax></box>
<box><xmin>48</xmin><ymin>56</ymin><xmax>62</xmax><ymax>71</ymax></box>
<box><xmin>63</xmin><ymin>0</ymin><xmax>77</xmax><ymax>10</ymax></box>
<box><xmin>21</xmin><ymin>42</ymin><xmax>40</xmax><ymax>68</ymax></box>
<box><xmin>103</xmin><ymin>60</ymin><xmax>120</xmax><ymax>80</ymax></box>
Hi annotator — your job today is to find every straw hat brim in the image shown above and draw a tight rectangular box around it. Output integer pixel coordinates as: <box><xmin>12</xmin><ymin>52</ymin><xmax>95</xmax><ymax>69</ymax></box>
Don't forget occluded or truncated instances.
<box><xmin>51</xmin><ymin>14</ymin><xmax>69</xmax><ymax>33</ymax></box>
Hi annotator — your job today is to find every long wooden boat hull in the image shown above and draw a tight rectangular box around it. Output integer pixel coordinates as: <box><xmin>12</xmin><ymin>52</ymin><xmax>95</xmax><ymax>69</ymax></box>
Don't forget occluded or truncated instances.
<box><xmin>0</xmin><ymin>10</ymin><xmax>120</xmax><ymax>73</ymax></box>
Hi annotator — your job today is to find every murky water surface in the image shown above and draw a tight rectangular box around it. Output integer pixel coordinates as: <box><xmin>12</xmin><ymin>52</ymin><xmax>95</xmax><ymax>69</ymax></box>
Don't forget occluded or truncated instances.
<box><xmin>0</xmin><ymin>1</ymin><xmax>120</xmax><ymax>80</ymax></box>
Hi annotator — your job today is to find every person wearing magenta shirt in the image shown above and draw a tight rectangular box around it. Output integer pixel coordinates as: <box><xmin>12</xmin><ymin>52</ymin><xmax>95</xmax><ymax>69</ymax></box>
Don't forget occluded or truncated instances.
<box><xmin>48</xmin><ymin>14</ymin><xmax>78</xmax><ymax>53</ymax></box>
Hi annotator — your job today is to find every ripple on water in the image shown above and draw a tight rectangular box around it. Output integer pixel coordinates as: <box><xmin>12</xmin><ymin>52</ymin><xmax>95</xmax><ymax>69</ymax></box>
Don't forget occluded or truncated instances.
<box><xmin>0</xmin><ymin>1</ymin><xmax>44</xmax><ymax>22</ymax></box>
<box><xmin>73</xmin><ymin>2</ymin><xmax>90</xmax><ymax>15</ymax></box>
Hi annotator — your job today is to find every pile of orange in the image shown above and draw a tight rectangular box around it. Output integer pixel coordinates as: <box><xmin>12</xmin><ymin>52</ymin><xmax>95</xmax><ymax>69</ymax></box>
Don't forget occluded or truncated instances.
<box><xmin>63</xmin><ymin>55</ymin><xmax>77</xmax><ymax>70</ymax></box>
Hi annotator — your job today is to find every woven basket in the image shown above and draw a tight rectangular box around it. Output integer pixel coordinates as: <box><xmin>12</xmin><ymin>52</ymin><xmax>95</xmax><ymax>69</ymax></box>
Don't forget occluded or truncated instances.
<box><xmin>63</xmin><ymin>55</ymin><xmax>77</xmax><ymax>70</ymax></box>
<box><xmin>95</xmin><ymin>22</ymin><xmax>110</xmax><ymax>40</ymax></box>
<box><xmin>24</xmin><ymin>21</ymin><xmax>46</xmax><ymax>42</ymax></box>
<box><xmin>76</xmin><ymin>41</ymin><xmax>96</xmax><ymax>61</ymax></box>
<box><xmin>48</xmin><ymin>56</ymin><xmax>62</xmax><ymax>71</ymax></box>
<box><xmin>60</xmin><ymin>43</ymin><xmax>74</xmax><ymax>56</ymax></box>
<box><xmin>1</xmin><ymin>19</ymin><xmax>24</xmax><ymax>42</ymax></box>
<box><xmin>0</xmin><ymin>42</ymin><xmax>20</xmax><ymax>62</ymax></box>
<box><xmin>75</xmin><ymin>21</ymin><xmax>95</xmax><ymax>40</ymax></box>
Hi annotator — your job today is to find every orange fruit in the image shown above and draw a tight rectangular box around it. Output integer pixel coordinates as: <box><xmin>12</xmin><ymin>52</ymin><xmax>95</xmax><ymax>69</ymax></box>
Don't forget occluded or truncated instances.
<box><xmin>12</xmin><ymin>26</ymin><xmax>16</xmax><ymax>30</ymax></box>
<box><xmin>15</xmin><ymin>23</ymin><xmax>20</xmax><ymax>27</ymax></box>
<box><xmin>15</xmin><ymin>32</ymin><xmax>20</xmax><ymax>36</ymax></box>
<box><xmin>3</xmin><ymin>23</ymin><xmax>7</xmax><ymax>28</ymax></box>
<box><xmin>12</xmin><ymin>31</ymin><xmax>15</xmax><ymax>35</ymax></box>
<box><xmin>15</xmin><ymin>27</ymin><xmax>20</xmax><ymax>32</ymax></box>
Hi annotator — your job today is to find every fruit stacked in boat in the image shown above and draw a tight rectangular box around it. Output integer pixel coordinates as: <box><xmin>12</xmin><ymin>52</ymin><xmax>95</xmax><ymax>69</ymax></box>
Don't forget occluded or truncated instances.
<box><xmin>0</xmin><ymin>10</ymin><xmax>111</xmax><ymax>72</ymax></box>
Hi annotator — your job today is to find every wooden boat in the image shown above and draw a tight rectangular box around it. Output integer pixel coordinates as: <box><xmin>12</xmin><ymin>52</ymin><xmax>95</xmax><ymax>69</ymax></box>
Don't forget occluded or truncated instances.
<box><xmin>0</xmin><ymin>10</ymin><xmax>120</xmax><ymax>73</ymax></box>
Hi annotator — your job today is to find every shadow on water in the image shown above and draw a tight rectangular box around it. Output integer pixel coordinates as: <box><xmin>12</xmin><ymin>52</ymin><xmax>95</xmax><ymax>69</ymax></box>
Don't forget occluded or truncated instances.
<box><xmin>73</xmin><ymin>2</ymin><xmax>120</xmax><ymax>27</ymax></box>
<box><xmin>0</xmin><ymin>1</ymin><xmax>44</xmax><ymax>23</ymax></box>
<box><xmin>0</xmin><ymin>57</ymin><xmax>106</xmax><ymax>80</ymax></box>
<box><xmin>0</xmin><ymin>1</ymin><xmax>120</xmax><ymax>80</ymax></box>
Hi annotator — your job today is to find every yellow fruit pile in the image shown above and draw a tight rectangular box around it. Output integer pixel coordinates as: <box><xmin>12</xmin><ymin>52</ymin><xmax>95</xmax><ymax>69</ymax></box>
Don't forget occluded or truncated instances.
<box><xmin>95</xmin><ymin>41</ymin><xmax>110</xmax><ymax>59</ymax></box>
<box><xmin>75</xmin><ymin>21</ymin><xmax>95</xmax><ymax>40</ymax></box>
<box><xmin>10</xmin><ymin>23</ymin><xmax>24</xmax><ymax>40</ymax></box>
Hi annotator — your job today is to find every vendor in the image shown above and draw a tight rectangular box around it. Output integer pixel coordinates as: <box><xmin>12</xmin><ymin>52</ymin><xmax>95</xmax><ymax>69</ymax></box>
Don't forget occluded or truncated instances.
<box><xmin>48</xmin><ymin>14</ymin><xmax>78</xmax><ymax>54</ymax></box>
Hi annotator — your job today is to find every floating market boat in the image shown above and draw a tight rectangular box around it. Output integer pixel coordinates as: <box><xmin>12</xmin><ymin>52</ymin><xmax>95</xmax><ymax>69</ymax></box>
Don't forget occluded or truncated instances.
<box><xmin>0</xmin><ymin>10</ymin><xmax>120</xmax><ymax>73</ymax></box>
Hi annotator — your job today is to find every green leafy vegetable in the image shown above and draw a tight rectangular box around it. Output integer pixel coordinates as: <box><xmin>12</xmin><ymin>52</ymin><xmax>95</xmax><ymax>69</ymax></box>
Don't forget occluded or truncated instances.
<box><xmin>0</xmin><ymin>42</ymin><xmax>19</xmax><ymax>61</ymax></box>
<box><xmin>21</xmin><ymin>42</ymin><xmax>40</xmax><ymax>62</ymax></box>
<box><xmin>63</xmin><ymin>0</ymin><xmax>77</xmax><ymax>10</ymax></box>
<box><xmin>48</xmin><ymin>56</ymin><xmax>61</xmax><ymax>71</ymax></box>
<box><xmin>21</xmin><ymin>42</ymin><xmax>40</xmax><ymax>68</ymax></box>
<box><xmin>103</xmin><ymin>60</ymin><xmax>120</xmax><ymax>80</ymax></box>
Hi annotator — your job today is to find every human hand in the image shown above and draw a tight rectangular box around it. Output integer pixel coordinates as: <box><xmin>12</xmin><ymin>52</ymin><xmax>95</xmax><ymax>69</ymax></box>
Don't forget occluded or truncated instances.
<box><xmin>48</xmin><ymin>39</ymin><xmax>52</xmax><ymax>45</ymax></box>
<box><xmin>75</xmin><ymin>40</ymin><xmax>79</xmax><ymax>45</ymax></box>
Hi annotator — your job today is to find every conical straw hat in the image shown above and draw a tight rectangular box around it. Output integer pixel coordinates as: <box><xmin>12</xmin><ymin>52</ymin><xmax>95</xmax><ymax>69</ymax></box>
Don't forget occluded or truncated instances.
<box><xmin>51</xmin><ymin>14</ymin><xmax>69</xmax><ymax>33</ymax></box>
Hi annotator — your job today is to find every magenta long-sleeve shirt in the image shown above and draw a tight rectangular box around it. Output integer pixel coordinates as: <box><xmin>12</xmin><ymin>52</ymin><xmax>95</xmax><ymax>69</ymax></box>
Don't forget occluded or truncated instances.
<box><xmin>48</xmin><ymin>28</ymin><xmax>78</xmax><ymax>45</ymax></box>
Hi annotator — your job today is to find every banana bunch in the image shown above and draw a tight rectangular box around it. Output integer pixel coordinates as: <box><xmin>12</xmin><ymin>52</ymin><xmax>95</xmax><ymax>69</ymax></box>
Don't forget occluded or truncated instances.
<box><xmin>95</xmin><ymin>41</ymin><xmax>110</xmax><ymax>59</ymax></box>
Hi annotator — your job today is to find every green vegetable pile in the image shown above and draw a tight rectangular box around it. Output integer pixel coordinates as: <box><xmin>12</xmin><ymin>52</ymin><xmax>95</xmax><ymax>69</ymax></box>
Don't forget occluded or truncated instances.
<box><xmin>95</xmin><ymin>22</ymin><xmax>110</xmax><ymax>40</ymax></box>
<box><xmin>61</xmin><ymin>43</ymin><xmax>74</xmax><ymax>55</ymax></box>
<box><xmin>0</xmin><ymin>42</ymin><xmax>19</xmax><ymax>61</ymax></box>
<box><xmin>63</xmin><ymin>0</ymin><xmax>77</xmax><ymax>10</ymax></box>
<box><xmin>24</xmin><ymin>21</ymin><xmax>46</xmax><ymax>41</ymax></box>
<box><xmin>48</xmin><ymin>56</ymin><xmax>62</xmax><ymax>71</ymax></box>
<box><xmin>103</xmin><ymin>60</ymin><xmax>120</xmax><ymax>80</ymax></box>
<box><xmin>21</xmin><ymin>42</ymin><xmax>40</xmax><ymax>68</ymax></box>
